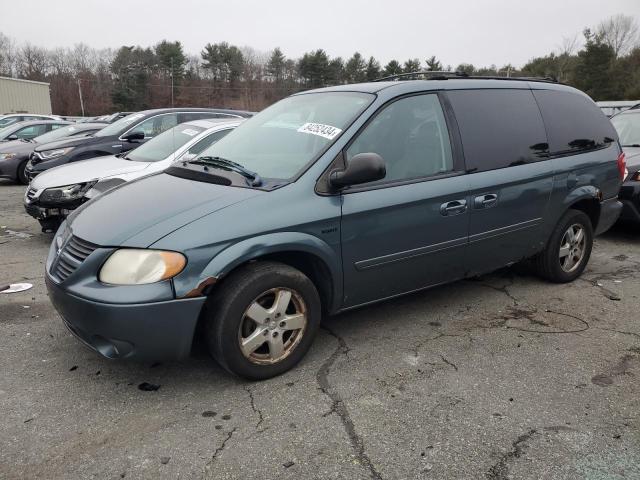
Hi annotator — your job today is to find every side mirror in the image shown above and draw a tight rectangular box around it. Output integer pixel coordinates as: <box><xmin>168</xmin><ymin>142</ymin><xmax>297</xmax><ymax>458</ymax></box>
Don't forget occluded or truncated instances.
<box><xmin>8</xmin><ymin>134</ymin><xmax>18</xmax><ymax>140</ymax></box>
<box><xmin>122</xmin><ymin>131</ymin><xmax>145</xmax><ymax>142</ymax></box>
<box><xmin>329</xmin><ymin>153</ymin><xmax>386</xmax><ymax>189</ymax></box>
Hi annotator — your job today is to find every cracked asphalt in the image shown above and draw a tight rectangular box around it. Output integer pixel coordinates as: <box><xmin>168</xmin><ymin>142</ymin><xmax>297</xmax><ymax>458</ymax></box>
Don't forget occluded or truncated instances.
<box><xmin>1</xmin><ymin>179</ymin><xmax>640</xmax><ymax>480</ymax></box>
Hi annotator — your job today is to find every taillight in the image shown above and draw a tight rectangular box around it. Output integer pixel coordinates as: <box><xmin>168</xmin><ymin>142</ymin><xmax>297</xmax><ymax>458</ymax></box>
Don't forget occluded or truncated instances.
<box><xmin>617</xmin><ymin>151</ymin><xmax>626</xmax><ymax>180</ymax></box>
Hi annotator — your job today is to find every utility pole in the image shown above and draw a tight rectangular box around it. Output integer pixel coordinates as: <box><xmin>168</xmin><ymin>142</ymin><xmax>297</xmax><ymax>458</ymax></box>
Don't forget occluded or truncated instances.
<box><xmin>170</xmin><ymin>57</ymin><xmax>174</xmax><ymax>108</ymax></box>
<box><xmin>77</xmin><ymin>79</ymin><xmax>85</xmax><ymax>117</ymax></box>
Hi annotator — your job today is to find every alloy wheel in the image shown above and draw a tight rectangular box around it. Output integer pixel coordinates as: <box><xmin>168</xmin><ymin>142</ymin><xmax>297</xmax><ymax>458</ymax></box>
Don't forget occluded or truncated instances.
<box><xmin>238</xmin><ymin>287</ymin><xmax>307</xmax><ymax>365</ymax></box>
<box><xmin>559</xmin><ymin>223</ymin><xmax>586</xmax><ymax>273</ymax></box>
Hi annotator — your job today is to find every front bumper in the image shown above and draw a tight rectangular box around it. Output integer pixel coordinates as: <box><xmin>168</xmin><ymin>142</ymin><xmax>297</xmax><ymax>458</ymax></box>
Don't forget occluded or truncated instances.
<box><xmin>46</xmin><ymin>273</ymin><xmax>206</xmax><ymax>361</ymax></box>
<box><xmin>618</xmin><ymin>180</ymin><xmax>640</xmax><ymax>223</ymax></box>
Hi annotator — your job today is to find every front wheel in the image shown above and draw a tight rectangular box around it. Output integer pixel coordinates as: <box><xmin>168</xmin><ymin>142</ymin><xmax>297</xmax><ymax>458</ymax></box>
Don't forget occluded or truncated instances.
<box><xmin>204</xmin><ymin>261</ymin><xmax>321</xmax><ymax>380</ymax></box>
<box><xmin>533</xmin><ymin>209</ymin><xmax>593</xmax><ymax>283</ymax></box>
<box><xmin>17</xmin><ymin>160</ymin><xmax>29</xmax><ymax>185</ymax></box>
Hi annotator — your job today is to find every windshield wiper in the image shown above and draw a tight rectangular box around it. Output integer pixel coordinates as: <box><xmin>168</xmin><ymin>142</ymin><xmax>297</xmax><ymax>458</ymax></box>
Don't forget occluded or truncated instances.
<box><xmin>188</xmin><ymin>156</ymin><xmax>263</xmax><ymax>186</ymax></box>
<box><xmin>622</xmin><ymin>144</ymin><xmax>640</xmax><ymax>148</ymax></box>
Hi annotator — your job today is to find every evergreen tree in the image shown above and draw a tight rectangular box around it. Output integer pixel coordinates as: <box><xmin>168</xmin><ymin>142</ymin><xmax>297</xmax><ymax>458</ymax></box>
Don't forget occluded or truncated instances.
<box><xmin>154</xmin><ymin>40</ymin><xmax>186</xmax><ymax>81</ymax></box>
<box><xmin>266</xmin><ymin>47</ymin><xmax>286</xmax><ymax>82</ymax></box>
<box><xmin>383</xmin><ymin>60</ymin><xmax>403</xmax><ymax>76</ymax></box>
<box><xmin>425</xmin><ymin>55</ymin><xmax>442</xmax><ymax>71</ymax></box>
<box><xmin>345</xmin><ymin>52</ymin><xmax>367</xmax><ymax>83</ymax></box>
<box><xmin>403</xmin><ymin>58</ymin><xmax>421</xmax><ymax>73</ymax></box>
<box><xmin>365</xmin><ymin>56</ymin><xmax>381</xmax><ymax>81</ymax></box>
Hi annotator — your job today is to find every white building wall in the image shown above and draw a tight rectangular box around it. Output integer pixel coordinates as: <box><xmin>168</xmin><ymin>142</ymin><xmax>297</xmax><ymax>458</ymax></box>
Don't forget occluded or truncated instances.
<box><xmin>0</xmin><ymin>76</ymin><xmax>52</xmax><ymax>114</ymax></box>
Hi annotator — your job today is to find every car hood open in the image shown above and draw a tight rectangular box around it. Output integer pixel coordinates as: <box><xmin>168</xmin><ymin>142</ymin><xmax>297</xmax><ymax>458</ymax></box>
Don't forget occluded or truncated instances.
<box><xmin>31</xmin><ymin>156</ymin><xmax>150</xmax><ymax>190</ymax></box>
<box><xmin>67</xmin><ymin>172</ymin><xmax>262</xmax><ymax>247</ymax></box>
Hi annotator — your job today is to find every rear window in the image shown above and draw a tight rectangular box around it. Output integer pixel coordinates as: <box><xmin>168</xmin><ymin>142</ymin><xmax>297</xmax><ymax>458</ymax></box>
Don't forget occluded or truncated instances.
<box><xmin>532</xmin><ymin>89</ymin><xmax>618</xmax><ymax>156</ymax></box>
<box><xmin>447</xmin><ymin>89</ymin><xmax>549</xmax><ymax>172</ymax></box>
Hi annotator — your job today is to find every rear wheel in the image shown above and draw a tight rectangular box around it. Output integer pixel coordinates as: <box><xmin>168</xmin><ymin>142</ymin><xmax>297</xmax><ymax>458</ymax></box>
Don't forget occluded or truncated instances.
<box><xmin>204</xmin><ymin>261</ymin><xmax>321</xmax><ymax>380</ymax></box>
<box><xmin>533</xmin><ymin>209</ymin><xmax>593</xmax><ymax>283</ymax></box>
<box><xmin>17</xmin><ymin>160</ymin><xmax>29</xmax><ymax>185</ymax></box>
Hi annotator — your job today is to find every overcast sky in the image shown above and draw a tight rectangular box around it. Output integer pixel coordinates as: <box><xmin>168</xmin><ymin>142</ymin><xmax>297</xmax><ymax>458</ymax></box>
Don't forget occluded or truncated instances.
<box><xmin>2</xmin><ymin>0</ymin><xmax>639</xmax><ymax>67</ymax></box>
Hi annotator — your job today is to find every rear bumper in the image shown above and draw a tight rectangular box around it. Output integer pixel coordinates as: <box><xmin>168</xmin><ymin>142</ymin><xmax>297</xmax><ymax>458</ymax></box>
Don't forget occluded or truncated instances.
<box><xmin>46</xmin><ymin>273</ymin><xmax>206</xmax><ymax>361</ymax></box>
<box><xmin>595</xmin><ymin>196</ymin><xmax>623</xmax><ymax>235</ymax></box>
<box><xmin>618</xmin><ymin>180</ymin><xmax>640</xmax><ymax>223</ymax></box>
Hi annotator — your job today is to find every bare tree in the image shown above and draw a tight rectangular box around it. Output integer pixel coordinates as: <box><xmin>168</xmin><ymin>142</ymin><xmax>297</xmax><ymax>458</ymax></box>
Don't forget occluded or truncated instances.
<box><xmin>0</xmin><ymin>32</ymin><xmax>16</xmax><ymax>76</ymax></box>
<box><xmin>597</xmin><ymin>14</ymin><xmax>639</xmax><ymax>57</ymax></box>
<box><xmin>18</xmin><ymin>43</ymin><xmax>48</xmax><ymax>80</ymax></box>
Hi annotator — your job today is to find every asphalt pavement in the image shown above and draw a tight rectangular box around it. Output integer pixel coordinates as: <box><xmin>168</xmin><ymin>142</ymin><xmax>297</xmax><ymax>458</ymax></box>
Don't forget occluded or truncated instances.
<box><xmin>1</xmin><ymin>179</ymin><xmax>639</xmax><ymax>480</ymax></box>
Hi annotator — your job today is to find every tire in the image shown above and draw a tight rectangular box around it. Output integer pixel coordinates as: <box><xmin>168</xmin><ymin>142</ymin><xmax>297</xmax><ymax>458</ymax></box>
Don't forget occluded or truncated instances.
<box><xmin>533</xmin><ymin>209</ymin><xmax>593</xmax><ymax>283</ymax></box>
<box><xmin>204</xmin><ymin>261</ymin><xmax>322</xmax><ymax>380</ymax></box>
<box><xmin>17</xmin><ymin>160</ymin><xmax>29</xmax><ymax>185</ymax></box>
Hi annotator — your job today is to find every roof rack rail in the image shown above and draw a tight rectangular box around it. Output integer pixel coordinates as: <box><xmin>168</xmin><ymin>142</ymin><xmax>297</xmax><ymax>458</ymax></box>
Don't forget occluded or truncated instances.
<box><xmin>375</xmin><ymin>71</ymin><xmax>558</xmax><ymax>84</ymax></box>
<box><xmin>374</xmin><ymin>71</ymin><xmax>468</xmax><ymax>82</ymax></box>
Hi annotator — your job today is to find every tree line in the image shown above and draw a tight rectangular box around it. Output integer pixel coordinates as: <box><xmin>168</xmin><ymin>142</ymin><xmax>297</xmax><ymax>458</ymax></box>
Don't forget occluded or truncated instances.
<box><xmin>0</xmin><ymin>14</ymin><xmax>638</xmax><ymax>116</ymax></box>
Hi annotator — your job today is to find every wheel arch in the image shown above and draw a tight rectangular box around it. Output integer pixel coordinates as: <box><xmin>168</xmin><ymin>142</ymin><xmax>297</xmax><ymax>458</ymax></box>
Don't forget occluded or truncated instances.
<box><xmin>191</xmin><ymin>232</ymin><xmax>342</xmax><ymax>314</ymax></box>
<box><xmin>561</xmin><ymin>185</ymin><xmax>601</xmax><ymax>232</ymax></box>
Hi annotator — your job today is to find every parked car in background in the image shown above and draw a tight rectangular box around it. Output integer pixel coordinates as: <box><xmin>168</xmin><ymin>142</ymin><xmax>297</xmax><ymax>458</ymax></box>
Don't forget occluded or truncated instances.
<box><xmin>25</xmin><ymin>108</ymin><xmax>252</xmax><ymax>180</ymax></box>
<box><xmin>596</xmin><ymin>101</ymin><xmax>640</xmax><ymax>117</ymax></box>
<box><xmin>25</xmin><ymin>119</ymin><xmax>242</xmax><ymax>231</ymax></box>
<box><xmin>0</xmin><ymin>122</ymin><xmax>106</xmax><ymax>184</ymax></box>
<box><xmin>0</xmin><ymin>119</ymin><xmax>70</xmax><ymax>144</ymax></box>
<box><xmin>93</xmin><ymin>112</ymin><xmax>133</xmax><ymax>123</ymax></box>
<box><xmin>0</xmin><ymin>113</ymin><xmax>62</xmax><ymax>127</ymax></box>
<box><xmin>46</xmin><ymin>76</ymin><xmax>623</xmax><ymax>379</ymax></box>
<box><xmin>611</xmin><ymin>108</ymin><xmax>640</xmax><ymax>223</ymax></box>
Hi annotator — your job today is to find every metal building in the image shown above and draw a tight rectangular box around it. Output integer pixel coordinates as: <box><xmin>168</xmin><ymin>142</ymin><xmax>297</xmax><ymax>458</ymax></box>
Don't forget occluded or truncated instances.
<box><xmin>0</xmin><ymin>76</ymin><xmax>52</xmax><ymax>115</ymax></box>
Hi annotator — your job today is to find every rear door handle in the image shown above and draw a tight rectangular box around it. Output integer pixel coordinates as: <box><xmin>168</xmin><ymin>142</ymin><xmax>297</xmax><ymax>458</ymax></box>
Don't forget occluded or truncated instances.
<box><xmin>440</xmin><ymin>199</ymin><xmax>467</xmax><ymax>216</ymax></box>
<box><xmin>474</xmin><ymin>193</ymin><xmax>498</xmax><ymax>209</ymax></box>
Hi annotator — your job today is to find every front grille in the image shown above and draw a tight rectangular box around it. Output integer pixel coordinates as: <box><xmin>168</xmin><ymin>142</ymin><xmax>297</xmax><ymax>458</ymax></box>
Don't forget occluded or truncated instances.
<box><xmin>50</xmin><ymin>235</ymin><xmax>98</xmax><ymax>282</ymax></box>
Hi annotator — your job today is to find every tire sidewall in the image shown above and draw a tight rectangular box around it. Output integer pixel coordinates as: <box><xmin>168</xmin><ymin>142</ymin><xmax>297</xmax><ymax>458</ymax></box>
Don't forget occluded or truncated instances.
<box><xmin>209</xmin><ymin>265</ymin><xmax>321</xmax><ymax>380</ymax></box>
<box><xmin>546</xmin><ymin>210</ymin><xmax>593</xmax><ymax>282</ymax></box>
<box><xmin>17</xmin><ymin>160</ymin><xmax>29</xmax><ymax>185</ymax></box>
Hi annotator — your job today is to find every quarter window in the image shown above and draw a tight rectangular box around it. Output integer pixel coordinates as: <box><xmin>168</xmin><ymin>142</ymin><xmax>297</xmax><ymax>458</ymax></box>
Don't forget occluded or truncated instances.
<box><xmin>533</xmin><ymin>89</ymin><xmax>618</xmax><ymax>156</ymax></box>
<box><xmin>447</xmin><ymin>89</ymin><xmax>549</xmax><ymax>172</ymax></box>
<box><xmin>346</xmin><ymin>94</ymin><xmax>454</xmax><ymax>184</ymax></box>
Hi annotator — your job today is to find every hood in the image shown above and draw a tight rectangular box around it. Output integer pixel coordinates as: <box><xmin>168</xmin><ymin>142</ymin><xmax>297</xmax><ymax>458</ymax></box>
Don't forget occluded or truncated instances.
<box><xmin>31</xmin><ymin>156</ymin><xmax>149</xmax><ymax>190</ymax></box>
<box><xmin>34</xmin><ymin>135</ymin><xmax>103</xmax><ymax>152</ymax></box>
<box><xmin>0</xmin><ymin>139</ymin><xmax>36</xmax><ymax>155</ymax></box>
<box><xmin>67</xmin><ymin>172</ymin><xmax>262</xmax><ymax>247</ymax></box>
<box><xmin>623</xmin><ymin>146</ymin><xmax>640</xmax><ymax>170</ymax></box>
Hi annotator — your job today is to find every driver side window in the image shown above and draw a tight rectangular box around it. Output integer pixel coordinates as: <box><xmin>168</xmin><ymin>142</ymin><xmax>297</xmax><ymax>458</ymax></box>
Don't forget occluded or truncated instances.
<box><xmin>346</xmin><ymin>94</ymin><xmax>453</xmax><ymax>185</ymax></box>
<box><xmin>130</xmin><ymin>114</ymin><xmax>178</xmax><ymax>139</ymax></box>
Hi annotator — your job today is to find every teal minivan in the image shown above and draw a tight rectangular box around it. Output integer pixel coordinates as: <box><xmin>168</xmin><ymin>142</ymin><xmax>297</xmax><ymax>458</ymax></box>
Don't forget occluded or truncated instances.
<box><xmin>46</xmin><ymin>74</ymin><xmax>623</xmax><ymax>379</ymax></box>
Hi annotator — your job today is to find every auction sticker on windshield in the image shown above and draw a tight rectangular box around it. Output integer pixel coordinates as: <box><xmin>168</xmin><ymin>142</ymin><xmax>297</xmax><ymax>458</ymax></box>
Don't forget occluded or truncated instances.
<box><xmin>297</xmin><ymin>123</ymin><xmax>342</xmax><ymax>140</ymax></box>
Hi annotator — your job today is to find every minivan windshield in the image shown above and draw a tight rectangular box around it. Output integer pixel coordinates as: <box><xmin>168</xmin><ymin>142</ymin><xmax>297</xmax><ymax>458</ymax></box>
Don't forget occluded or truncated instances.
<box><xmin>94</xmin><ymin>113</ymin><xmax>144</xmax><ymax>137</ymax></box>
<box><xmin>194</xmin><ymin>92</ymin><xmax>373</xmax><ymax>180</ymax></box>
<box><xmin>125</xmin><ymin>123</ymin><xmax>206</xmax><ymax>162</ymax></box>
<box><xmin>612</xmin><ymin>113</ymin><xmax>640</xmax><ymax>146</ymax></box>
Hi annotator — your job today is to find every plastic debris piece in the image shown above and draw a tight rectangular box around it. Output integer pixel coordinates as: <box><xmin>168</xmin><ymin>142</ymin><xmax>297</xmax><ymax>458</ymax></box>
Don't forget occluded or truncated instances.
<box><xmin>1</xmin><ymin>283</ymin><xmax>33</xmax><ymax>294</ymax></box>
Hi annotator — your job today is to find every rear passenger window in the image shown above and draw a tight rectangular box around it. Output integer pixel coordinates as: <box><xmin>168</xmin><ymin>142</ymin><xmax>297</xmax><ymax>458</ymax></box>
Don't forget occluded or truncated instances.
<box><xmin>346</xmin><ymin>94</ymin><xmax>454</xmax><ymax>184</ymax></box>
<box><xmin>447</xmin><ymin>89</ymin><xmax>549</xmax><ymax>172</ymax></box>
<box><xmin>532</xmin><ymin>90</ymin><xmax>618</xmax><ymax>156</ymax></box>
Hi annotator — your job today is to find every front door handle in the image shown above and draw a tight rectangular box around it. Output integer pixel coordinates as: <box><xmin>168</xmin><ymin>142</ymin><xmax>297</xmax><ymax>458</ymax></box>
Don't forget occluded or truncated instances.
<box><xmin>440</xmin><ymin>199</ymin><xmax>467</xmax><ymax>216</ymax></box>
<box><xmin>474</xmin><ymin>193</ymin><xmax>498</xmax><ymax>209</ymax></box>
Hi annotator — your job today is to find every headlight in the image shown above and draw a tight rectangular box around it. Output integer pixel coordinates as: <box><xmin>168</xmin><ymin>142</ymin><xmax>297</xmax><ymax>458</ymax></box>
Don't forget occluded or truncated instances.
<box><xmin>39</xmin><ymin>181</ymin><xmax>96</xmax><ymax>203</ymax></box>
<box><xmin>99</xmin><ymin>249</ymin><xmax>187</xmax><ymax>285</ymax></box>
<box><xmin>37</xmin><ymin>147</ymin><xmax>74</xmax><ymax>160</ymax></box>
<box><xmin>0</xmin><ymin>152</ymin><xmax>17</xmax><ymax>161</ymax></box>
